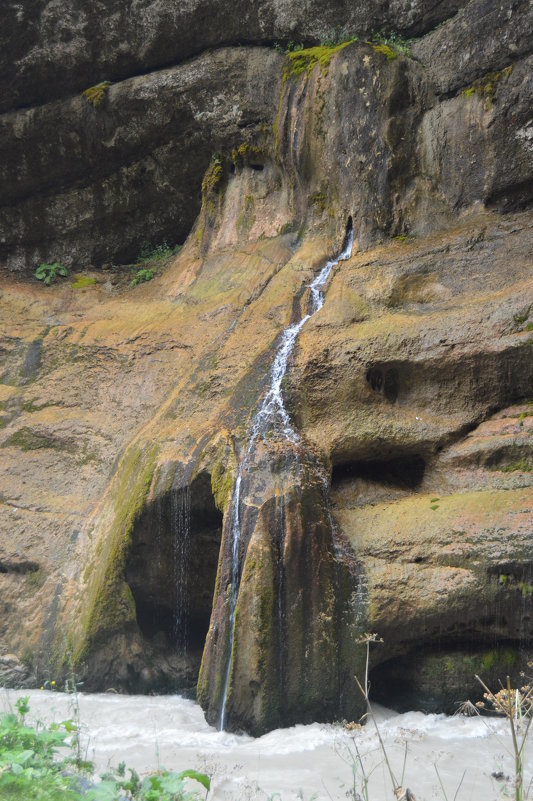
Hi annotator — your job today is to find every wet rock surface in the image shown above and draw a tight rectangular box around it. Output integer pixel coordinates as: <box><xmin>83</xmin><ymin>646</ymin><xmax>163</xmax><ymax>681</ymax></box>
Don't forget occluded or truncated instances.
<box><xmin>0</xmin><ymin>2</ymin><xmax>532</xmax><ymax>733</ymax></box>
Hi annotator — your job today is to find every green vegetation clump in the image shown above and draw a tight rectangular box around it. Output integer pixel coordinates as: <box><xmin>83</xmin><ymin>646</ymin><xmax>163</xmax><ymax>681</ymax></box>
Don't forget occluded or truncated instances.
<box><xmin>311</xmin><ymin>191</ymin><xmax>328</xmax><ymax>212</ymax></box>
<box><xmin>211</xmin><ymin>460</ymin><xmax>235</xmax><ymax>513</ymax></box>
<box><xmin>462</xmin><ymin>65</ymin><xmax>513</xmax><ymax>108</ymax></box>
<box><xmin>26</xmin><ymin>566</ymin><xmax>46</xmax><ymax>593</ymax></box>
<box><xmin>371</xmin><ymin>42</ymin><xmax>398</xmax><ymax>61</ymax></box>
<box><xmin>3</xmin><ymin>427</ymin><xmax>76</xmax><ymax>453</ymax></box>
<box><xmin>0</xmin><ymin>696</ymin><xmax>210</xmax><ymax>801</ymax></box>
<box><xmin>518</xmin><ymin>581</ymin><xmax>533</xmax><ymax>598</ymax></box>
<box><xmin>283</xmin><ymin>40</ymin><xmax>356</xmax><ymax>81</ymax></box>
<box><xmin>35</xmin><ymin>262</ymin><xmax>69</xmax><ymax>286</ymax></box>
<box><xmin>136</xmin><ymin>242</ymin><xmax>182</xmax><ymax>263</ymax></box>
<box><xmin>128</xmin><ymin>242</ymin><xmax>181</xmax><ymax>287</ymax></box>
<box><xmin>130</xmin><ymin>268</ymin><xmax>155</xmax><ymax>287</ymax></box>
<box><xmin>82</xmin><ymin>81</ymin><xmax>111</xmax><ymax>107</ymax></box>
<box><xmin>500</xmin><ymin>459</ymin><xmax>532</xmax><ymax>473</ymax></box>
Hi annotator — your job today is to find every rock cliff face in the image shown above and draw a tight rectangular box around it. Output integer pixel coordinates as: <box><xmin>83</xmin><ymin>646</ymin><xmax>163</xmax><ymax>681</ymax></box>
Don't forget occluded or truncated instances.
<box><xmin>0</xmin><ymin>1</ymin><xmax>532</xmax><ymax>735</ymax></box>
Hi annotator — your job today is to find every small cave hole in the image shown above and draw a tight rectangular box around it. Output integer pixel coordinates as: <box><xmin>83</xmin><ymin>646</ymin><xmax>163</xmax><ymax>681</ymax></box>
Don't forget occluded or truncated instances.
<box><xmin>125</xmin><ymin>471</ymin><xmax>223</xmax><ymax>690</ymax></box>
<box><xmin>366</xmin><ymin>365</ymin><xmax>399</xmax><ymax>402</ymax></box>
<box><xmin>369</xmin><ymin>640</ymin><xmax>530</xmax><ymax>715</ymax></box>
<box><xmin>249</xmin><ymin>163</ymin><xmax>264</xmax><ymax>171</ymax></box>
<box><xmin>332</xmin><ymin>455</ymin><xmax>426</xmax><ymax>490</ymax></box>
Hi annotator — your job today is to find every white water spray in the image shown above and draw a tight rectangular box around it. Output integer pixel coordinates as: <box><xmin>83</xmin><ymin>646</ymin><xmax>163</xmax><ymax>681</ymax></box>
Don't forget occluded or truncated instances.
<box><xmin>219</xmin><ymin>220</ymin><xmax>354</xmax><ymax>729</ymax></box>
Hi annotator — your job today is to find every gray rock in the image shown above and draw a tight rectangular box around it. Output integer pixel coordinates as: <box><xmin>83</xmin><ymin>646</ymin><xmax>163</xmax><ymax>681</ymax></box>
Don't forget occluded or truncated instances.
<box><xmin>1</xmin><ymin>0</ymin><xmax>466</xmax><ymax>113</ymax></box>
<box><xmin>412</xmin><ymin>0</ymin><xmax>533</xmax><ymax>96</ymax></box>
<box><xmin>0</xmin><ymin>48</ymin><xmax>283</xmax><ymax>271</ymax></box>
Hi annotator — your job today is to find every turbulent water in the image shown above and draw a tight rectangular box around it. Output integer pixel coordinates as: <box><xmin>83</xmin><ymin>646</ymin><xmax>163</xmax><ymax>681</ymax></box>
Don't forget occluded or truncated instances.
<box><xmin>219</xmin><ymin>222</ymin><xmax>354</xmax><ymax>728</ymax></box>
<box><xmin>3</xmin><ymin>690</ymin><xmax>531</xmax><ymax>800</ymax></box>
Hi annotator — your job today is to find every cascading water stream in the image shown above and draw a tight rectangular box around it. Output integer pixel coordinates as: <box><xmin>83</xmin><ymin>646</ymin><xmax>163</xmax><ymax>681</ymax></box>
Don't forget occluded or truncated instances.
<box><xmin>219</xmin><ymin>219</ymin><xmax>354</xmax><ymax>729</ymax></box>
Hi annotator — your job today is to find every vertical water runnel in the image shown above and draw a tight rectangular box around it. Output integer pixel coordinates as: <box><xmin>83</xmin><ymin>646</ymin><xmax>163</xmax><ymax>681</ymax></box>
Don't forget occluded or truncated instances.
<box><xmin>219</xmin><ymin>219</ymin><xmax>354</xmax><ymax>729</ymax></box>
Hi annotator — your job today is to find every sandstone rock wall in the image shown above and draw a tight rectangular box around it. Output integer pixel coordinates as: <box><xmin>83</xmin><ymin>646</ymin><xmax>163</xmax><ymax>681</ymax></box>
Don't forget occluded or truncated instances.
<box><xmin>0</xmin><ymin>0</ymin><xmax>532</xmax><ymax>735</ymax></box>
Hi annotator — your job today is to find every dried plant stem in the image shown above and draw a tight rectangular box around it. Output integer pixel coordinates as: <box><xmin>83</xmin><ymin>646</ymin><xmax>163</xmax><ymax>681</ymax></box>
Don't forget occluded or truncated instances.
<box><xmin>475</xmin><ymin>673</ymin><xmax>533</xmax><ymax>801</ymax></box>
<box><xmin>355</xmin><ymin>636</ymin><xmax>418</xmax><ymax>801</ymax></box>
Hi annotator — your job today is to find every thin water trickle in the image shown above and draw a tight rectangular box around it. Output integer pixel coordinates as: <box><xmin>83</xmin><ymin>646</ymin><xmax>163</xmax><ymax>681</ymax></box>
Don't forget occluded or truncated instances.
<box><xmin>219</xmin><ymin>474</ymin><xmax>242</xmax><ymax>730</ymax></box>
<box><xmin>171</xmin><ymin>486</ymin><xmax>191</xmax><ymax>655</ymax></box>
<box><xmin>219</xmin><ymin>220</ymin><xmax>354</xmax><ymax>729</ymax></box>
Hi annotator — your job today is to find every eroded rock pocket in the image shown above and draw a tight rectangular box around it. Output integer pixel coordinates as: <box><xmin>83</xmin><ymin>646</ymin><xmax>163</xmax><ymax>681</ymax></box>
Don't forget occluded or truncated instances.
<box><xmin>125</xmin><ymin>471</ymin><xmax>222</xmax><ymax>692</ymax></box>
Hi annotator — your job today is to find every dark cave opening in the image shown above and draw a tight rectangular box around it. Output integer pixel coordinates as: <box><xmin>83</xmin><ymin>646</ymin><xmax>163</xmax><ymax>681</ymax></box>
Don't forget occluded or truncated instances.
<box><xmin>125</xmin><ymin>471</ymin><xmax>223</xmax><ymax>686</ymax></box>
<box><xmin>369</xmin><ymin>640</ymin><xmax>531</xmax><ymax>715</ymax></box>
<box><xmin>331</xmin><ymin>454</ymin><xmax>426</xmax><ymax>490</ymax></box>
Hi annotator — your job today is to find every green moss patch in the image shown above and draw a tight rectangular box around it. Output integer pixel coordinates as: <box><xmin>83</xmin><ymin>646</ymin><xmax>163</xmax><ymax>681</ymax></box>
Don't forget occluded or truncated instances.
<box><xmin>283</xmin><ymin>40</ymin><xmax>355</xmax><ymax>81</ymax></box>
<box><xmin>211</xmin><ymin>457</ymin><xmax>235</xmax><ymax>513</ymax></box>
<box><xmin>71</xmin><ymin>274</ymin><xmax>96</xmax><ymax>289</ymax></box>
<box><xmin>3</xmin><ymin>427</ymin><xmax>76</xmax><ymax>453</ymax></box>
<box><xmin>232</xmin><ymin>143</ymin><xmax>266</xmax><ymax>170</ymax></box>
<box><xmin>371</xmin><ymin>43</ymin><xmax>397</xmax><ymax>61</ymax></box>
<box><xmin>462</xmin><ymin>66</ymin><xmax>513</xmax><ymax>108</ymax></box>
<box><xmin>72</xmin><ymin>443</ymin><xmax>158</xmax><ymax>664</ymax></box>
<box><xmin>499</xmin><ymin>459</ymin><xmax>532</xmax><ymax>473</ymax></box>
<box><xmin>201</xmin><ymin>157</ymin><xmax>224</xmax><ymax>196</ymax></box>
<box><xmin>83</xmin><ymin>81</ymin><xmax>111</xmax><ymax>107</ymax></box>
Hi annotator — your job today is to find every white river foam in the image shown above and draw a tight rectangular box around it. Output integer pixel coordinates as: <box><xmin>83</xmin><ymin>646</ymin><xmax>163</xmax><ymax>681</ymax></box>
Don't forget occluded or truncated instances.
<box><xmin>2</xmin><ymin>690</ymin><xmax>531</xmax><ymax>800</ymax></box>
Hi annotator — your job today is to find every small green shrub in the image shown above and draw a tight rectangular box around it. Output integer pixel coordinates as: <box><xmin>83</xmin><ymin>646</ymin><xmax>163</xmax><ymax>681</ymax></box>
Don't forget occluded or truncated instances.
<box><xmin>286</xmin><ymin>41</ymin><xmax>305</xmax><ymax>53</ymax></box>
<box><xmin>320</xmin><ymin>29</ymin><xmax>357</xmax><ymax>47</ymax></box>
<box><xmin>35</xmin><ymin>262</ymin><xmax>69</xmax><ymax>286</ymax></box>
<box><xmin>130</xmin><ymin>268</ymin><xmax>155</xmax><ymax>287</ymax></box>
<box><xmin>137</xmin><ymin>242</ymin><xmax>182</xmax><ymax>263</ymax></box>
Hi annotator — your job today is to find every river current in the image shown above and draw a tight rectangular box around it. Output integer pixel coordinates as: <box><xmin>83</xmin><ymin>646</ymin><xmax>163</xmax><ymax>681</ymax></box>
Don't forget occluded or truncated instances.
<box><xmin>3</xmin><ymin>690</ymin><xmax>531</xmax><ymax>800</ymax></box>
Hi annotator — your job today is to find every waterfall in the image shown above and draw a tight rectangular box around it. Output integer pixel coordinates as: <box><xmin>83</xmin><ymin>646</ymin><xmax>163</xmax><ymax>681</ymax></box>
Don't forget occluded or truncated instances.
<box><xmin>171</xmin><ymin>485</ymin><xmax>191</xmax><ymax>655</ymax></box>
<box><xmin>219</xmin><ymin>219</ymin><xmax>354</xmax><ymax>729</ymax></box>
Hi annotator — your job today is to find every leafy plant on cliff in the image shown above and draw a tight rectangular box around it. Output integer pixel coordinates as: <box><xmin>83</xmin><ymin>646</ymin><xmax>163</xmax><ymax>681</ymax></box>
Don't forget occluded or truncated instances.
<box><xmin>128</xmin><ymin>242</ymin><xmax>182</xmax><ymax>287</ymax></box>
<box><xmin>35</xmin><ymin>262</ymin><xmax>69</xmax><ymax>286</ymax></box>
